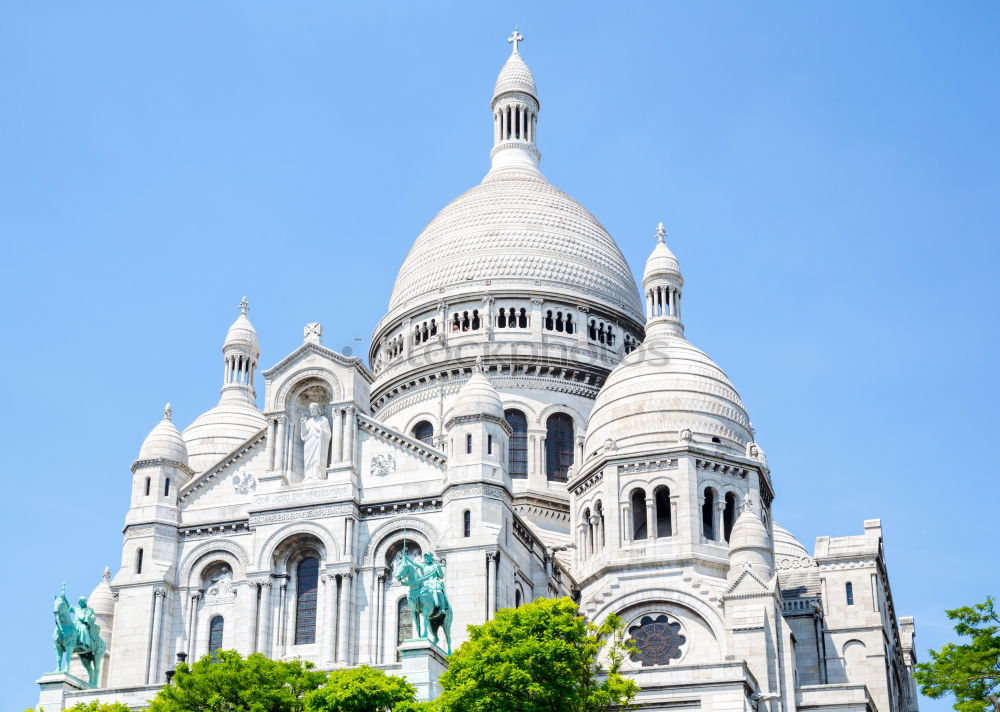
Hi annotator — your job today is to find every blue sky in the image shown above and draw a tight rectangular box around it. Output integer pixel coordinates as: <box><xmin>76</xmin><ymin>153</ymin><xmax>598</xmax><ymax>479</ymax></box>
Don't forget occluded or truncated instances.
<box><xmin>1</xmin><ymin>2</ymin><xmax>997</xmax><ymax>709</ymax></box>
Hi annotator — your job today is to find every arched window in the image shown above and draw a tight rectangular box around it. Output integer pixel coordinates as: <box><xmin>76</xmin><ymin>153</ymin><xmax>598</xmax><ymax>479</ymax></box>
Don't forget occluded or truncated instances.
<box><xmin>545</xmin><ymin>413</ymin><xmax>574</xmax><ymax>482</ymax></box>
<box><xmin>144</xmin><ymin>477</ymin><xmax>150</xmax><ymax>496</ymax></box>
<box><xmin>702</xmin><ymin>488</ymin><xmax>716</xmax><ymax>540</ymax></box>
<box><xmin>654</xmin><ymin>486</ymin><xmax>672</xmax><ymax>537</ymax></box>
<box><xmin>505</xmin><ymin>409</ymin><xmax>528</xmax><ymax>479</ymax></box>
<box><xmin>208</xmin><ymin>615</ymin><xmax>224</xmax><ymax>659</ymax></box>
<box><xmin>515</xmin><ymin>588</ymin><xmax>522</xmax><ymax>607</ymax></box>
<box><xmin>294</xmin><ymin>558</ymin><xmax>319</xmax><ymax>645</ymax></box>
<box><xmin>412</xmin><ymin>420</ymin><xmax>434</xmax><ymax>445</ymax></box>
<box><xmin>846</xmin><ymin>582</ymin><xmax>854</xmax><ymax>606</ymax></box>
<box><xmin>164</xmin><ymin>478</ymin><xmax>170</xmax><ymax>496</ymax></box>
<box><xmin>463</xmin><ymin>510</ymin><xmax>471</xmax><ymax>538</ymax></box>
<box><xmin>396</xmin><ymin>597</ymin><xmax>413</xmax><ymax>661</ymax></box>
<box><xmin>465</xmin><ymin>433</ymin><xmax>473</xmax><ymax>454</ymax></box>
<box><xmin>631</xmin><ymin>489</ymin><xmax>647</xmax><ymax>540</ymax></box>
<box><xmin>135</xmin><ymin>548</ymin><xmax>144</xmax><ymax>574</ymax></box>
<box><xmin>487</xmin><ymin>434</ymin><xmax>493</xmax><ymax>455</ymax></box>
<box><xmin>723</xmin><ymin>492</ymin><xmax>738</xmax><ymax>542</ymax></box>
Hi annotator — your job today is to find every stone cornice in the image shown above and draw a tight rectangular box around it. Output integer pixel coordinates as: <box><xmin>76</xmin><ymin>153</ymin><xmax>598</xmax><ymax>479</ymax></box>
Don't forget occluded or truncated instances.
<box><xmin>131</xmin><ymin>457</ymin><xmax>194</xmax><ymax>476</ymax></box>
<box><xmin>444</xmin><ymin>412</ymin><xmax>513</xmax><ymax>433</ymax></box>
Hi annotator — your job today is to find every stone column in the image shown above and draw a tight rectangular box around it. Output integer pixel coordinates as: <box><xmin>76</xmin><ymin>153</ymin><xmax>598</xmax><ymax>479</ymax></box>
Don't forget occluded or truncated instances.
<box><xmin>147</xmin><ymin>588</ymin><xmax>165</xmax><ymax>684</ymax></box>
<box><xmin>255</xmin><ymin>581</ymin><xmax>272</xmax><ymax>654</ymax></box>
<box><xmin>590</xmin><ymin>515</ymin><xmax>602</xmax><ymax>554</ymax></box>
<box><xmin>337</xmin><ymin>572</ymin><xmax>353</xmax><ymax>664</ymax></box>
<box><xmin>646</xmin><ymin>497</ymin><xmax>655</xmax><ymax>540</ymax></box>
<box><xmin>275</xmin><ymin>416</ymin><xmax>287</xmax><ymax>474</ymax></box>
<box><xmin>184</xmin><ymin>591</ymin><xmax>200</xmax><ymax>656</ymax></box>
<box><xmin>576</xmin><ymin>306</ymin><xmax>589</xmax><ymax>348</ymax></box>
<box><xmin>486</xmin><ymin>552</ymin><xmax>497</xmax><ymax>620</ymax></box>
<box><xmin>267</xmin><ymin>419</ymin><xmax>277</xmax><ymax>470</ymax></box>
<box><xmin>237</xmin><ymin>581</ymin><xmax>257</xmax><ymax>654</ymax></box>
<box><xmin>716</xmin><ymin>500</ymin><xmax>726</xmax><ymax>543</ymax></box>
<box><xmin>344</xmin><ymin>408</ymin><xmax>356</xmax><ymax>470</ymax></box>
<box><xmin>277</xmin><ymin>580</ymin><xmax>289</xmax><ymax>657</ymax></box>
<box><xmin>324</xmin><ymin>573</ymin><xmax>338</xmax><ymax>665</ymax></box>
<box><xmin>483</xmin><ymin>294</ymin><xmax>494</xmax><ymax>340</ymax></box>
<box><xmin>530</xmin><ymin>297</ymin><xmax>543</xmax><ymax>339</ymax></box>
<box><xmin>345</xmin><ymin>517</ymin><xmax>356</xmax><ymax>560</ymax></box>
<box><xmin>622</xmin><ymin>503</ymin><xmax>632</xmax><ymax>542</ymax></box>
<box><xmin>331</xmin><ymin>408</ymin><xmax>343</xmax><ymax>464</ymax></box>
<box><xmin>670</xmin><ymin>495</ymin><xmax>679</xmax><ymax>538</ymax></box>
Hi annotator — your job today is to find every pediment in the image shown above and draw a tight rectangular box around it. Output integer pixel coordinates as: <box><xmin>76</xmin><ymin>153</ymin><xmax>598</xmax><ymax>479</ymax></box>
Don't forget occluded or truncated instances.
<box><xmin>262</xmin><ymin>342</ymin><xmax>372</xmax><ymax>382</ymax></box>
<box><xmin>179</xmin><ymin>428</ymin><xmax>267</xmax><ymax>507</ymax></box>
<box><xmin>723</xmin><ymin>565</ymin><xmax>773</xmax><ymax>597</ymax></box>
<box><xmin>357</xmin><ymin>414</ymin><xmax>447</xmax><ymax>471</ymax></box>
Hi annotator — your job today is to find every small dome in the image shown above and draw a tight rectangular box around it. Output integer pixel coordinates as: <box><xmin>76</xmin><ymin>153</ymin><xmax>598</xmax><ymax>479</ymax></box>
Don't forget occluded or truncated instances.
<box><xmin>493</xmin><ymin>50</ymin><xmax>537</xmax><ymax>101</ymax></box>
<box><xmin>643</xmin><ymin>237</ymin><xmax>681</xmax><ymax>282</ymax></box>
<box><xmin>773</xmin><ymin>522</ymin><xmax>811</xmax><ymax>560</ymax></box>
<box><xmin>729</xmin><ymin>509</ymin><xmax>771</xmax><ymax>555</ymax></box>
<box><xmin>225</xmin><ymin>298</ymin><xmax>259</xmax><ymax>354</ymax></box>
<box><xmin>584</xmin><ymin>322</ymin><xmax>752</xmax><ymax>459</ymax></box>
<box><xmin>450</xmin><ymin>369</ymin><xmax>504</xmax><ymax>420</ymax></box>
<box><xmin>183</xmin><ymin>400</ymin><xmax>265</xmax><ymax>473</ymax></box>
<box><xmin>87</xmin><ymin>569</ymin><xmax>116</xmax><ymax>623</ymax></box>
<box><xmin>137</xmin><ymin>404</ymin><xmax>189</xmax><ymax>465</ymax></box>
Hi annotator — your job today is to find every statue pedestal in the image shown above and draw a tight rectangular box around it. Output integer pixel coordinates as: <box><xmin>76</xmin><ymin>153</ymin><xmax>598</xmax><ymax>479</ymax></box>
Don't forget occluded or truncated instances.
<box><xmin>397</xmin><ymin>638</ymin><xmax>448</xmax><ymax>701</ymax></box>
<box><xmin>36</xmin><ymin>671</ymin><xmax>90</xmax><ymax>712</ymax></box>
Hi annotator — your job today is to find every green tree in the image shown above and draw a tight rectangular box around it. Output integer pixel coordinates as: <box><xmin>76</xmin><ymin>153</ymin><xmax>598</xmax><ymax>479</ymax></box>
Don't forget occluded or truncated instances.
<box><xmin>436</xmin><ymin>596</ymin><xmax>637</xmax><ymax>712</ymax></box>
<box><xmin>914</xmin><ymin>596</ymin><xmax>1000</xmax><ymax>712</ymax></box>
<box><xmin>148</xmin><ymin>650</ymin><xmax>326</xmax><ymax>712</ymax></box>
<box><xmin>304</xmin><ymin>665</ymin><xmax>416</xmax><ymax>712</ymax></box>
<box><xmin>24</xmin><ymin>702</ymin><xmax>130</xmax><ymax>712</ymax></box>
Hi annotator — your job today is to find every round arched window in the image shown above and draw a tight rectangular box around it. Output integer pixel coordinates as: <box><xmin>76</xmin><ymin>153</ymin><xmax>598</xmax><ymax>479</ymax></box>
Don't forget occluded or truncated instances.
<box><xmin>627</xmin><ymin>614</ymin><xmax>686</xmax><ymax>667</ymax></box>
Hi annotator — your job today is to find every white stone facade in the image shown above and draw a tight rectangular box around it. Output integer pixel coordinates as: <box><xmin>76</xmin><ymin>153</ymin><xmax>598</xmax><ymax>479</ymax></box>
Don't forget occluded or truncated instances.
<box><xmin>41</xmin><ymin>34</ymin><xmax>919</xmax><ymax>712</ymax></box>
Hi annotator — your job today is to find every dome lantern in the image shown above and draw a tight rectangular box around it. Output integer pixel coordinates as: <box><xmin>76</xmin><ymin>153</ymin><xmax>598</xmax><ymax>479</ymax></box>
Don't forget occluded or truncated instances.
<box><xmin>221</xmin><ymin>297</ymin><xmax>260</xmax><ymax>405</ymax></box>
<box><xmin>488</xmin><ymin>28</ymin><xmax>543</xmax><ymax>180</ymax></box>
<box><xmin>642</xmin><ymin>223</ymin><xmax>684</xmax><ymax>337</ymax></box>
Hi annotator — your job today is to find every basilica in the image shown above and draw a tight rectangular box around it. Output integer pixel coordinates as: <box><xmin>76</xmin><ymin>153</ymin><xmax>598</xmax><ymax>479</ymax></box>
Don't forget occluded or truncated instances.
<box><xmin>38</xmin><ymin>33</ymin><xmax>921</xmax><ymax>712</ymax></box>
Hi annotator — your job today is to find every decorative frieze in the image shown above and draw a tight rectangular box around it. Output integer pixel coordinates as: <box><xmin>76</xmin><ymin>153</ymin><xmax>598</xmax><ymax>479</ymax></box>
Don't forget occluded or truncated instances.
<box><xmin>180</xmin><ymin>521</ymin><xmax>250</xmax><ymax>539</ymax></box>
<box><xmin>571</xmin><ymin>470</ymin><xmax>603</xmax><ymax>496</ymax></box>
<box><xmin>124</xmin><ymin>524</ymin><xmax>176</xmax><ymax>539</ymax></box>
<box><xmin>252</xmin><ymin>485</ymin><xmax>349</xmax><ymax>509</ymax></box>
<box><xmin>443</xmin><ymin>483</ymin><xmax>510</xmax><ymax>505</ymax></box>
<box><xmin>360</xmin><ymin>497</ymin><xmax>441</xmax><ymax>519</ymax></box>
<box><xmin>249</xmin><ymin>503</ymin><xmax>354</xmax><ymax>526</ymax></box>
<box><xmin>618</xmin><ymin>459</ymin><xmax>678</xmax><ymax>475</ymax></box>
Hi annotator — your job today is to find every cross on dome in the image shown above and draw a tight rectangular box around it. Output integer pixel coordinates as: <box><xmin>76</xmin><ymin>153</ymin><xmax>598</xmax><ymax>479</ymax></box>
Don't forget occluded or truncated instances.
<box><xmin>507</xmin><ymin>27</ymin><xmax>524</xmax><ymax>53</ymax></box>
<box><xmin>656</xmin><ymin>222</ymin><xmax>667</xmax><ymax>243</ymax></box>
<box><xmin>163</xmin><ymin>402</ymin><xmax>173</xmax><ymax>420</ymax></box>
<box><xmin>239</xmin><ymin>296</ymin><xmax>249</xmax><ymax>315</ymax></box>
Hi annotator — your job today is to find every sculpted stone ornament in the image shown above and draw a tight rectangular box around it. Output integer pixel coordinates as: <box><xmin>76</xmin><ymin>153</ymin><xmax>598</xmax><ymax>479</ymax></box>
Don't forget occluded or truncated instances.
<box><xmin>300</xmin><ymin>402</ymin><xmax>331</xmax><ymax>480</ymax></box>
<box><xmin>393</xmin><ymin>535</ymin><xmax>453</xmax><ymax>653</ymax></box>
<box><xmin>52</xmin><ymin>584</ymin><xmax>107</xmax><ymax>686</ymax></box>
<box><xmin>232</xmin><ymin>471</ymin><xmax>256</xmax><ymax>494</ymax></box>
<box><xmin>370</xmin><ymin>453</ymin><xmax>397</xmax><ymax>477</ymax></box>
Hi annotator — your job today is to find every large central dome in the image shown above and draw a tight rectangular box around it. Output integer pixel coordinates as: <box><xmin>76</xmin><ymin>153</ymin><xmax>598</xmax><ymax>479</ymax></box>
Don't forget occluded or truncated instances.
<box><xmin>387</xmin><ymin>174</ymin><xmax>643</xmax><ymax>320</ymax></box>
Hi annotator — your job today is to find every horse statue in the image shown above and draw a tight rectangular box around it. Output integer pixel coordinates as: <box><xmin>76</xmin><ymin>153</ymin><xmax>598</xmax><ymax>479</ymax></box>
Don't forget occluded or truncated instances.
<box><xmin>394</xmin><ymin>547</ymin><xmax>453</xmax><ymax>654</ymax></box>
<box><xmin>53</xmin><ymin>585</ymin><xmax>106</xmax><ymax>687</ymax></box>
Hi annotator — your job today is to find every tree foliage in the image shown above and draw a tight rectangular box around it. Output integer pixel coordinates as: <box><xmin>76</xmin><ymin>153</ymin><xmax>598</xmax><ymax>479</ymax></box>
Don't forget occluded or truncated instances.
<box><xmin>304</xmin><ymin>666</ymin><xmax>416</xmax><ymax>712</ymax></box>
<box><xmin>148</xmin><ymin>650</ymin><xmax>326</xmax><ymax>712</ymax></box>
<box><xmin>914</xmin><ymin>596</ymin><xmax>1000</xmax><ymax>712</ymax></box>
<box><xmin>435</xmin><ymin>596</ymin><xmax>638</xmax><ymax>712</ymax></box>
<box><xmin>24</xmin><ymin>702</ymin><xmax>130</xmax><ymax>712</ymax></box>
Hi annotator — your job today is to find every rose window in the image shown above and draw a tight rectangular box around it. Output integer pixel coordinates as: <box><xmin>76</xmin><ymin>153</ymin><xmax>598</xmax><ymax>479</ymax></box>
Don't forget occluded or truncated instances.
<box><xmin>627</xmin><ymin>614</ymin><xmax>686</xmax><ymax>666</ymax></box>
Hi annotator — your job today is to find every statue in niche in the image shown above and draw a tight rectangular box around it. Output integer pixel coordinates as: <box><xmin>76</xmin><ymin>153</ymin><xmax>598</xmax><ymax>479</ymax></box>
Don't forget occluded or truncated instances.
<box><xmin>300</xmin><ymin>402</ymin><xmax>331</xmax><ymax>480</ymax></box>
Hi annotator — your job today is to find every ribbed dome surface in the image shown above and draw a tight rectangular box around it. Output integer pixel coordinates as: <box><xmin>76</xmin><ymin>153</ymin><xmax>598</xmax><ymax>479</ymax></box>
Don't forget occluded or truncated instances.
<box><xmin>387</xmin><ymin>178</ymin><xmax>644</xmax><ymax>321</ymax></box>
<box><xmin>225</xmin><ymin>311</ymin><xmax>259</xmax><ymax>353</ymax></box>
<box><xmin>773</xmin><ymin>523</ymin><xmax>811</xmax><ymax>560</ymax></box>
<box><xmin>494</xmin><ymin>51</ymin><xmax>537</xmax><ymax>99</ymax></box>
<box><xmin>729</xmin><ymin>510</ymin><xmax>771</xmax><ymax>554</ymax></box>
<box><xmin>138</xmin><ymin>407</ymin><xmax>189</xmax><ymax>465</ymax></box>
<box><xmin>585</xmin><ymin>322</ymin><xmax>751</xmax><ymax>458</ymax></box>
<box><xmin>88</xmin><ymin>575</ymin><xmax>116</xmax><ymax>622</ymax></box>
<box><xmin>643</xmin><ymin>239</ymin><xmax>681</xmax><ymax>280</ymax></box>
<box><xmin>183</xmin><ymin>400</ymin><xmax>265</xmax><ymax>473</ymax></box>
<box><xmin>451</xmin><ymin>371</ymin><xmax>504</xmax><ymax>420</ymax></box>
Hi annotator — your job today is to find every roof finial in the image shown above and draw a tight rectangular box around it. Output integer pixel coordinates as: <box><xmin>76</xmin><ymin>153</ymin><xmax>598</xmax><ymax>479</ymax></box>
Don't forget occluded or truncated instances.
<box><xmin>102</xmin><ymin>566</ymin><xmax>111</xmax><ymax>582</ymax></box>
<box><xmin>475</xmin><ymin>354</ymin><xmax>485</xmax><ymax>374</ymax></box>
<box><xmin>163</xmin><ymin>403</ymin><xmax>173</xmax><ymax>420</ymax></box>
<box><xmin>655</xmin><ymin>222</ymin><xmax>667</xmax><ymax>244</ymax></box>
<box><xmin>508</xmin><ymin>27</ymin><xmax>524</xmax><ymax>54</ymax></box>
<box><xmin>239</xmin><ymin>296</ymin><xmax>249</xmax><ymax>315</ymax></box>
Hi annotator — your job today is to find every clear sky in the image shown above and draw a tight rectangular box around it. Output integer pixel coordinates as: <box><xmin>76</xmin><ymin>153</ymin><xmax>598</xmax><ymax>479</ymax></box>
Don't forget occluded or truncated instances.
<box><xmin>1</xmin><ymin>2</ymin><xmax>997</xmax><ymax>709</ymax></box>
